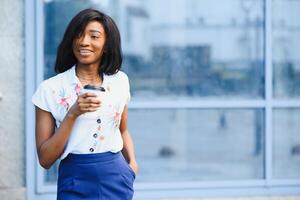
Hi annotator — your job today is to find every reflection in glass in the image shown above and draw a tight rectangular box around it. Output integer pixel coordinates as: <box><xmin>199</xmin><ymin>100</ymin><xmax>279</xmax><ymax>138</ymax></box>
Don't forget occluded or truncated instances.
<box><xmin>44</xmin><ymin>161</ymin><xmax>58</xmax><ymax>184</ymax></box>
<box><xmin>273</xmin><ymin>0</ymin><xmax>300</xmax><ymax>98</ymax></box>
<box><xmin>42</xmin><ymin>0</ymin><xmax>266</xmax><ymax>184</ymax></box>
<box><xmin>129</xmin><ymin>109</ymin><xmax>264</xmax><ymax>181</ymax></box>
<box><xmin>273</xmin><ymin>109</ymin><xmax>300</xmax><ymax>179</ymax></box>
<box><xmin>122</xmin><ymin>0</ymin><xmax>264</xmax><ymax>99</ymax></box>
<box><xmin>44</xmin><ymin>0</ymin><xmax>265</xmax><ymax>99</ymax></box>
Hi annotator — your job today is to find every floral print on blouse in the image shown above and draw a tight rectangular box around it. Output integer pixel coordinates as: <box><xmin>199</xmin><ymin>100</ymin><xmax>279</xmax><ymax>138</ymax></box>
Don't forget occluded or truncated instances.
<box><xmin>31</xmin><ymin>65</ymin><xmax>131</xmax><ymax>159</ymax></box>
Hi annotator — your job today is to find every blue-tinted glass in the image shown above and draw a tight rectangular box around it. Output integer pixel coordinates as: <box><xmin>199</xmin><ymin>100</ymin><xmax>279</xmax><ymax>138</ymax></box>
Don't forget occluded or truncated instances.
<box><xmin>44</xmin><ymin>161</ymin><xmax>58</xmax><ymax>184</ymax></box>
<box><xmin>130</xmin><ymin>109</ymin><xmax>264</xmax><ymax>181</ymax></box>
<box><xmin>122</xmin><ymin>0</ymin><xmax>264</xmax><ymax>99</ymax></box>
<box><xmin>273</xmin><ymin>109</ymin><xmax>300</xmax><ymax>179</ymax></box>
<box><xmin>273</xmin><ymin>0</ymin><xmax>300</xmax><ymax>98</ymax></box>
<box><xmin>44</xmin><ymin>0</ymin><xmax>265</xmax><ymax>99</ymax></box>
<box><xmin>42</xmin><ymin>0</ymin><xmax>265</xmax><ymax>184</ymax></box>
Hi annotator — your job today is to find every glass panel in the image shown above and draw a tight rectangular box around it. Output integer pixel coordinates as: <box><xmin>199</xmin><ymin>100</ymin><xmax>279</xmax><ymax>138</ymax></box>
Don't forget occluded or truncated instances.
<box><xmin>44</xmin><ymin>162</ymin><xmax>58</xmax><ymax>184</ymax></box>
<box><xmin>129</xmin><ymin>109</ymin><xmax>264</xmax><ymax>181</ymax></box>
<box><xmin>122</xmin><ymin>0</ymin><xmax>264</xmax><ymax>99</ymax></box>
<box><xmin>44</xmin><ymin>0</ymin><xmax>265</xmax><ymax>99</ymax></box>
<box><xmin>273</xmin><ymin>109</ymin><xmax>300</xmax><ymax>179</ymax></box>
<box><xmin>42</xmin><ymin>0</ymin><xmax>265</xmax><ymax>184</ymax></box>
<box><xmin>273</xmin><ymin>0</ymin><xmax>300</xmax><ymax>98</ymax></box>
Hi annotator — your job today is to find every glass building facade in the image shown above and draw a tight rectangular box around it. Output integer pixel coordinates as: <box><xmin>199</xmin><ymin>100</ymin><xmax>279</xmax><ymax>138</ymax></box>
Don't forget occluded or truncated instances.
<box><xmin>27</xmin><ymin>0</ymin><xmax>300</xmax><ymax>199</ymax></box>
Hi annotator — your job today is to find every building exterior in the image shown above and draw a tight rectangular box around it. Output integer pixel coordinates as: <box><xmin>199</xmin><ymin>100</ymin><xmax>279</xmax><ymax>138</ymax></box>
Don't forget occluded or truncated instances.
<box><xmin>0</xmin><ymin>0</ymin><xmax>300</xmax><ymax>199</ymax></box>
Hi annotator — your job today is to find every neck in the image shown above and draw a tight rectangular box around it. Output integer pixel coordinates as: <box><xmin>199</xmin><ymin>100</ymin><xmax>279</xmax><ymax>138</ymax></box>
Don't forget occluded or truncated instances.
<box><xmin>75</xmin><ymin>64</ymin><xmax>103</xmax><ymax>86</ymax></box>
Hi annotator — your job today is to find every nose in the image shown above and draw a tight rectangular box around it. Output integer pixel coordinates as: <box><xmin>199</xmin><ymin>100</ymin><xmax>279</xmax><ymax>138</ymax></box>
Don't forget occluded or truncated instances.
<box><xmin>78</xmin><ymin>34</ymin><xmax>89</xmax><ymax>46</ymax></box>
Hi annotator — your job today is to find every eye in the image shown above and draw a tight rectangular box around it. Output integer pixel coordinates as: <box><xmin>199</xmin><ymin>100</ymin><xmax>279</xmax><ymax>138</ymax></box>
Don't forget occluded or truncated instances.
<box><xmin>91</xmin><ymin>35</ymin><xmax>99</xmax><ymax>39</ymax></box>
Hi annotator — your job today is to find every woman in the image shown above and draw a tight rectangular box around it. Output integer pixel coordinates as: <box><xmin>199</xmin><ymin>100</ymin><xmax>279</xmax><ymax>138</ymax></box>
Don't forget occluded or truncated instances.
<box><xmin>32</xmin><ymin>8</ymin><xmax>138</xmax><ymax>200</ymax></box>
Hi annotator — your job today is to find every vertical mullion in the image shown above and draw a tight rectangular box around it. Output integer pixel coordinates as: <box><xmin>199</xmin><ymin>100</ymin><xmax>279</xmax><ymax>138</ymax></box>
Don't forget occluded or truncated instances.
<box><xmin>36</xmin><ymin>0</ymin><xmax>44</xmax><ymax>84</ymax></box>
<box><xmin>25</xmin><ymin>0</ymin><xmax>37</xmax><ymax>199</ymax></box>
<box><xmin>265</xmin><ymin>0</ymin><xmax>273</xmax><ymax>185</ymax></box>
<box><xmin>35</xmin><ymin>0</ymin><xmax>46</xmax><ymax>193</ymax></box>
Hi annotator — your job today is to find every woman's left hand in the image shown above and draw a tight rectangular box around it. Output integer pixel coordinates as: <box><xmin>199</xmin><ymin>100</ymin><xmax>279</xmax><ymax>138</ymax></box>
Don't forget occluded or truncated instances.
<box><xmin>129</xmin><ymin>160</ymin><xmax>139</xmax><ymax>175</ymax></box>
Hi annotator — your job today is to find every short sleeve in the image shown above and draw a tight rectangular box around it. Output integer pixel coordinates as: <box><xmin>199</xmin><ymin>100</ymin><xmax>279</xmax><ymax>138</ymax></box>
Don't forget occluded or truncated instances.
<box><xmin>31</xmin><ymin>81</ymin><xmax>51</xmax><ymax>112</ymax></box>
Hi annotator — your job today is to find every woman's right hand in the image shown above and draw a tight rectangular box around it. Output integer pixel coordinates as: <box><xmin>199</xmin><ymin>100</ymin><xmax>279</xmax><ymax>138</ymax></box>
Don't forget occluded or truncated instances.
<box><xmin>67</xmin><ymin>92</ymin><xmax>101</xmax><ymax>119</ymax></box>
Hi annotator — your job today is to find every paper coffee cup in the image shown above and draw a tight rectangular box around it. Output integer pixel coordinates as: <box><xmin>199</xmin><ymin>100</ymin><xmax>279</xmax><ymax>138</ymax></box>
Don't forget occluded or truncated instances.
<box><xmin>79</xmin><ymin>85</ymin><xmax>106</xmax><ymax>119</ymax></box>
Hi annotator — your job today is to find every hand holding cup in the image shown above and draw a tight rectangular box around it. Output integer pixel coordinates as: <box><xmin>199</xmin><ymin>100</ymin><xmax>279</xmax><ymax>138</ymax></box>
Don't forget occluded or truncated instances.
<box><xmin>67</xmin><ymin>85</ymin><xmax>105</xmax><ymax>119</ymax></box>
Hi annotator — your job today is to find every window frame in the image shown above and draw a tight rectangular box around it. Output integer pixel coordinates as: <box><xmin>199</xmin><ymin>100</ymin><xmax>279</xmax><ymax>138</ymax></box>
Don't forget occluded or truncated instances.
<box><xmin>25</xmin><ymin>0</ymin><xmax>300</xmax><ymax>199</ymax></box>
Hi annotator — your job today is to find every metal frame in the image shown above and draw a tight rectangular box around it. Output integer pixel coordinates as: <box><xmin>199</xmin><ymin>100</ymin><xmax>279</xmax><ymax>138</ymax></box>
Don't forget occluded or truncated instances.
<box><xmin>35</xmin><ymin>0</ymin><xmax>47</xmax><ymax>194</ymax></box>
<box><xmin>25</xmin><ymin>0</ymin><xmax>300</xmax><ymax>199</ymax></box>
<box><xmin>265</xmin><ymin>0</ymin><xmax>273</xmax><ymax>186</ymax></box>
<box><xmin>25</xmin><ymin>0</ymin><xmax>36</xmax><ymax>199</ymax></box>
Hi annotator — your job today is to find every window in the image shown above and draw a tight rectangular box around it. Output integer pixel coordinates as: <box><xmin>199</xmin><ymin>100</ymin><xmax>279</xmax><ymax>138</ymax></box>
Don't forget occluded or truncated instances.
<box><xmin>130</xmin><ymin>108</ymin><xmax>264</xmax><ymax>181</ymax></box>
<box><xmin>272</xmin><ymin>0</ymin><xmax>300</xmax><ymax>180</ymax></box>
<box><xmin>273</xmin><ymin>0</ymin><xmax>300</xmax><ymax>98</ymax></box>
<box><xmin>27</xmin><ymin>0</ymin><xmax>300</xmax><ymax>199</ymax></box>
<box><xmin>273</xmin><ymin>109</ymin><xmax>300</xmax><ymax>179</ymax></box>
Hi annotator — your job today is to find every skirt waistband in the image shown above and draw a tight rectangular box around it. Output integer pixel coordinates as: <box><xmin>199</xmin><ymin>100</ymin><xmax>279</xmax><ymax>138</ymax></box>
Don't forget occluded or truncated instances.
<box><xmin>61</xmin><ymin>151</ymin><xmax>121</xmax><ymax>164</ymax></box>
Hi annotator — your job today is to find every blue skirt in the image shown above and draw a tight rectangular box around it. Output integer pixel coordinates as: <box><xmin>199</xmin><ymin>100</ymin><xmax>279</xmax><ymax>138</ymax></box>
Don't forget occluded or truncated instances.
<box><xmin>57</xmin><ymin>151</ymin><xmax>136</xmax><ymax>200</ymax></box>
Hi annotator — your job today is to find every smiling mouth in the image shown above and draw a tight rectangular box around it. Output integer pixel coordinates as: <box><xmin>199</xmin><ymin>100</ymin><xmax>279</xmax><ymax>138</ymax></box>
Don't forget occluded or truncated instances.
<box><xmin>79</xmin><ymin>49</ymin><xmax>93</xmax><ymax>56</ymax></box>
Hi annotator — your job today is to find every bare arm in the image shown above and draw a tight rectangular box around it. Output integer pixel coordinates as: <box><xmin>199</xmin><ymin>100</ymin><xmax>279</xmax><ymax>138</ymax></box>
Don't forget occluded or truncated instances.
<box><xmin>120</xmin><ymin>105</ymin><xmax>139</xmax><ymax>174</ymax></box>
<box><xmin>35</xmin><ymin>93</ymin><xmax>101</xmax><ymax>169</ymax></box>
<box><xmin>35</xmin><ymin>108</ymin><xmax>77</xmax><ymax>169</ymax></box>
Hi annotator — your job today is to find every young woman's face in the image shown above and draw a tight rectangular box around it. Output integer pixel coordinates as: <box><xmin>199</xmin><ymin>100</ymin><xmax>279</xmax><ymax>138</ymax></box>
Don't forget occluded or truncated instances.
<box><xmin>73</xmin><ymin>21</ymin><xmax>106</xmax><ymax>66</ymax></box>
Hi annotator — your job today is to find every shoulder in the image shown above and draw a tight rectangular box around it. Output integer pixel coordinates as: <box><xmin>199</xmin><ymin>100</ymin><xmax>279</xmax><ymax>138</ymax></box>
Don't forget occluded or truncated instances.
<box><xmin>39</xmin><ymin>71</ymin><xmax>69</xmax><ymax>90</ymax></box>
<box><xmin>107</xmin><ymin>70</ymin><xmax>129</xmax><ymax>79</ymax></box>
<box><xmin>106</xmin><ymin>70</ymin><xmax>129</xmax><ymax>83</ymax></box>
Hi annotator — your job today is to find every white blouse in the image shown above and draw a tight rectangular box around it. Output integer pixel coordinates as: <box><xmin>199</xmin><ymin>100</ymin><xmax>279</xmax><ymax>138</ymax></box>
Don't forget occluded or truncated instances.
<box><xmin>32</xmin><ymin>65</ymin><xmax>131</xmax><ymax>160</ymax></box>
